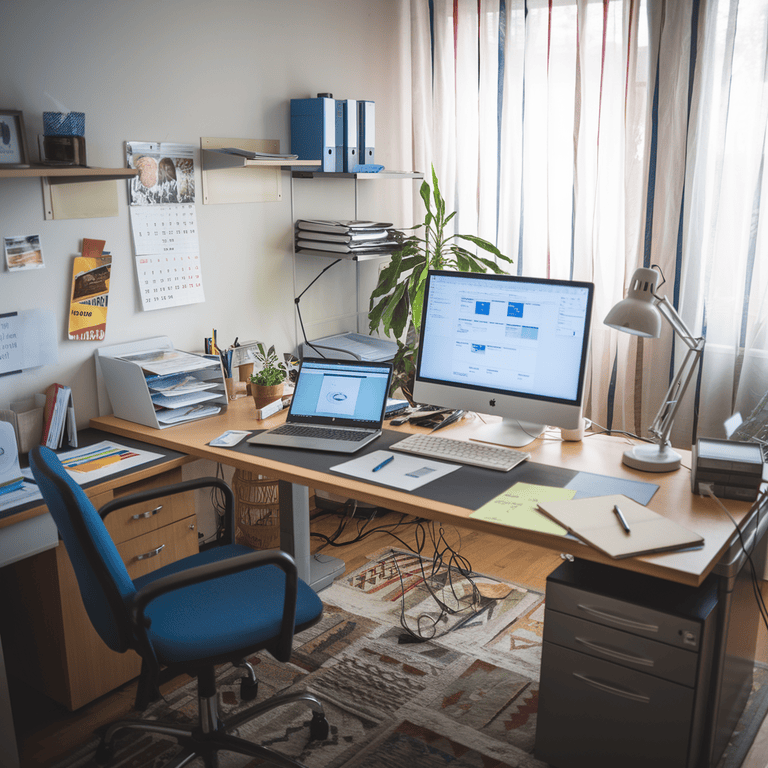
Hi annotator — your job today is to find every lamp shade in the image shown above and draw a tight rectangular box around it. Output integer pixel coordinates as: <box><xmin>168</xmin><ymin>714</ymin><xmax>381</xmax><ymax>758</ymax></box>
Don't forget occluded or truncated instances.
<box><xmin>604</xmin><ymin>267</ymin><xmax>663</xmax><ymax>338</ymax></box>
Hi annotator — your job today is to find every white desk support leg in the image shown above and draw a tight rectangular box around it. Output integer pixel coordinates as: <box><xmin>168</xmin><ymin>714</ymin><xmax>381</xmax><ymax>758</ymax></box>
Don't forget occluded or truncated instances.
<box><xmin>278</xmin><ymin>480</ymin><xmax>345</xmax><ymax>592</ymax></box>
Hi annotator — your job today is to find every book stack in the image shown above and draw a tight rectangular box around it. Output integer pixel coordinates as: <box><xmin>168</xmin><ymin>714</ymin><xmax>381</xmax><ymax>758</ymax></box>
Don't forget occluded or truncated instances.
<box><xmin>295</xmin><ymin>220</ymin><xmax>402</xmax><ymax>258</ymax></box>
<box><xmin>41</xmin><ymin>382</ymin><xmax>77</xmax><ymax>449</ymax></box>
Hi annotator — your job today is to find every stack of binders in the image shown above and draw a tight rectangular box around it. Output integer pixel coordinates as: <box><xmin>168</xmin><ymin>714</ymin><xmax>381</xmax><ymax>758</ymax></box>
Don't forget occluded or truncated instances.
<box><xmin>295</xmin><ymin>220</ymin><xmax>402</xmax><ymax>257</ymax></box>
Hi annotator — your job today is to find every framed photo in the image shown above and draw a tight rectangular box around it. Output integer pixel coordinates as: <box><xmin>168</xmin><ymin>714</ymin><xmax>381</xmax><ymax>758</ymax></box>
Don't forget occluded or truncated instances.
<box><xmin>0</xmin><ymin>109</ymin><xmax>30</xmax><ymax>167</ymax></box>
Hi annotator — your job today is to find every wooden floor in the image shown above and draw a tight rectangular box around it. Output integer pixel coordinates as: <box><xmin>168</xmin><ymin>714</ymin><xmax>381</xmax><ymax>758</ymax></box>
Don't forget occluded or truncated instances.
<box><xmin>9</xmin><ymin>509</ymin><xmax>768</xmax><ymax>767</ymax></box>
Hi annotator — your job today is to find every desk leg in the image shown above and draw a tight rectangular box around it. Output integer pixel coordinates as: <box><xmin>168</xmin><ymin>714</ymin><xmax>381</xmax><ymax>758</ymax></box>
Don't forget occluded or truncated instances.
<box><xmin>278</xmin><ymin>480</ymin><xmax>345</xmax><ymax>592</ymax></box>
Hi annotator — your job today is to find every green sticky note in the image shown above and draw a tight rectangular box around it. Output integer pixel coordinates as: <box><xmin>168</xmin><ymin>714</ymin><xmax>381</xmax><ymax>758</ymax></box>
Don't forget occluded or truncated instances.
<box><xmin>470</xmin><ymin>482</ymin><xmax>575</xmax><ymax>535</ymax></box>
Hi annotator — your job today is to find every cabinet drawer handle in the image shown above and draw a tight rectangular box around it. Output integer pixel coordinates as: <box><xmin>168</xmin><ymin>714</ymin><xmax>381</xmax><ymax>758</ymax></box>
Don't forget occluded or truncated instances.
<box><xmin>136</xmin><ymin>544</ymin><xmax>166</xmax><ymax>561</ymax></box>
<box><xmin>132</xmin><ymin>504</ymin><xmax>163</xmax><ymax>521</ymax></box>
<box><xmin>575</xmin><ymin>636</ymin><xmax>654</xmax><ymax>667</ymax></box>
<box><xmin>576</xmin><ymin>603</ymin><xmax>659</xmax><ymax>633</ymax></box>
<box><xmin>572</xmin><ymin>672</ymin><xmax>651</xmax><ymax>703</ymax></box>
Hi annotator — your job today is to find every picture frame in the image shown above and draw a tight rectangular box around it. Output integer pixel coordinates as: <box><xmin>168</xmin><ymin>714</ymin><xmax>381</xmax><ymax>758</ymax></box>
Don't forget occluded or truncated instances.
<box><xmin>0</xmin><ymin>109</ymin><xmax>30</xmax><ymax>167</ymax></box>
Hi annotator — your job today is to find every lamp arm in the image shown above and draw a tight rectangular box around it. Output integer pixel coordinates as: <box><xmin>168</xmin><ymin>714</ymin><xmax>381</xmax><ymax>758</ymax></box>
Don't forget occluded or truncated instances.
<box><xmin>653</xmin><ymin>293</ymin><xmax>704</xmax><ymax>350</ymax></box>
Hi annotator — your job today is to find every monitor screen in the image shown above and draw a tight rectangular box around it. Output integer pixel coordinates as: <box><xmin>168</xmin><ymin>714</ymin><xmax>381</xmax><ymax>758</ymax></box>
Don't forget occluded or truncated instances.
<box><xmin>413</xmin><ymin>270</ymin><xmax>594</xmax><ymax>447</ymax></box>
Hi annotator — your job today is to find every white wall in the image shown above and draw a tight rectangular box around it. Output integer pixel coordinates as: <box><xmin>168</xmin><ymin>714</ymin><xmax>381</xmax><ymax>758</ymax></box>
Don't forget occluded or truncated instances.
<box><xmin>0</xmin><ymin>0</ymin><xmax>413</xmax><ymax>428</ymax></box>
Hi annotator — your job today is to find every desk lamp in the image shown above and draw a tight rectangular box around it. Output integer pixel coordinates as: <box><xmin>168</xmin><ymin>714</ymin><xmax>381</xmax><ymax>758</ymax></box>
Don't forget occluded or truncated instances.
<box><xmin>604</xmin><ymin>266</ymin><xmax>705</xmax><ymax>472</ymax></box>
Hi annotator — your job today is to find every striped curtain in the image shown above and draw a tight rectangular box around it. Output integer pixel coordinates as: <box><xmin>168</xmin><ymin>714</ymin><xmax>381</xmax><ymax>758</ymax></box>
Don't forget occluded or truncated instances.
<box><xmin>403</xmin><ymin>0</ymin><xmax>768</xmax><ymax>446</ymax></box>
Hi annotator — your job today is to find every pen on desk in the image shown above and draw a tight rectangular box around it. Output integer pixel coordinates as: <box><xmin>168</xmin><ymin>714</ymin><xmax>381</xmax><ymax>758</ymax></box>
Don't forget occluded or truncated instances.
<box><xmin>372</xmin><ymin>455</ymin><xmax>394</xmax><ymax>472</ymax></box>
<box><xmin>613</xmin><ymin>504</ymin><xmax>631</xmax><ymax>534</ymax></box>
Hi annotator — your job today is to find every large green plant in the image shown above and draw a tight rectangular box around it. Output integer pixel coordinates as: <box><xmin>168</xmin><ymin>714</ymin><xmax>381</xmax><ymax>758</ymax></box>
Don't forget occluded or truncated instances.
<box><xmin>368</xmin><ymin>166</ymin><xmax>514</xmax><ymax>396</ymax></box>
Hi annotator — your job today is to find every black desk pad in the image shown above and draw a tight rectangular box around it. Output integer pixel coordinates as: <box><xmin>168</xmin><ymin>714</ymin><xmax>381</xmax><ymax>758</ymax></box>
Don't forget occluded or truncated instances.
<box><xmin>227</xmin><ymin>429</ymin><xmax>658</xmax><ymax>510</ymax></box>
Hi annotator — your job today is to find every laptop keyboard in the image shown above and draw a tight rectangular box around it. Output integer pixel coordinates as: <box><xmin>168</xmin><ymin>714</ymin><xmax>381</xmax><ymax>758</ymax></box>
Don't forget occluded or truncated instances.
<box><xmin>270</xmin><ymin>424</ymin><xmax>372</xmax><ymax>441</ymax></box>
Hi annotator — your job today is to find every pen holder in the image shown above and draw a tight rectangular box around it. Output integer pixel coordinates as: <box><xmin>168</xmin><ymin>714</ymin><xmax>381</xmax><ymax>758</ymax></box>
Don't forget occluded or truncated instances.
<box><xmin>224</xmin><ymin>378</ymin><xmax>237</xmax><ymax>400</ymax></box>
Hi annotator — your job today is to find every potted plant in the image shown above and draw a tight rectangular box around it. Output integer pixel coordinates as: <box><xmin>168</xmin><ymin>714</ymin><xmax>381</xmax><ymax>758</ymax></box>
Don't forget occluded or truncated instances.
<box><xmin>248</xmin><ymin>343</ymin><xmax>287</xmax><ymax>409</ymax></box>
<box><xmin>368</xmin><ymin>165</ymin><xmax>514</xmax><ymax>399</ymax></box>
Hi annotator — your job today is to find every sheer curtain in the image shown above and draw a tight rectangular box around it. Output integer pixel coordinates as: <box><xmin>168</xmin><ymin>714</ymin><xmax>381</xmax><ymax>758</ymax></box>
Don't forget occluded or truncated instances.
<box><xmin>402</xmin><ymin>0</ymin><xmax>768</xmax><ymax>447</ymax></box>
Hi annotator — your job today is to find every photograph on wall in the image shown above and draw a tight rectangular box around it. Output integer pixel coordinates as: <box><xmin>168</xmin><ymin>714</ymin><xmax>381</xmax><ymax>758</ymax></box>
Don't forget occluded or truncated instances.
<box><xmin>68</xmin><ymin>238</ymin><xmax>112</xmax><ymax>341</ymax></box>
<box><xmin>4</xmin><ymin>235</ymin><xmax>44</xmax><ymax>271</ymax></box>
<box><xmin>126</xmin><ymin>141</ymin><xmax>195</xmax><ymax>205</ymax></box>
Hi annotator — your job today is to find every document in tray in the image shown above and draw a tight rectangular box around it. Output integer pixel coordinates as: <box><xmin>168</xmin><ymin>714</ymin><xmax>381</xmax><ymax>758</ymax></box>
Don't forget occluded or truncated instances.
<box><xmin>150</xmin><ymin>390</ymin><xmax>221</xmax><ymax>409</ymax></box>
<box><xmin>536</xmin><ymin>494</ymin><xmax>705</xmax><ymax>559</ymax></box>
<box><xmin>470</xmin><ymin>482</ymin><xmax>575</xmax><ymax>535</ymax></box>
<box><xmin>330</xmin><ymin>450</ymin><xmax>461</xmax><ymax>491</ymax></box>
<box><xmin>119</xmin><ymin>348</ymin><xmax>215</xmax><ymax>376</ymax></box>
<box><xmin>155</xmin><ymin>403</ymin><xmax>221</xmax><ymax>424</ymax></box>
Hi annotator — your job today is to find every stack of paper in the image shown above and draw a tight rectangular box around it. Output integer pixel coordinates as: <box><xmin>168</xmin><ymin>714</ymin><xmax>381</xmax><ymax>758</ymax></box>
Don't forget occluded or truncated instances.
<box><xmin>295</xmin><ymin>220</ymin><xmax>402</xmax><ymax>256</ymax></box>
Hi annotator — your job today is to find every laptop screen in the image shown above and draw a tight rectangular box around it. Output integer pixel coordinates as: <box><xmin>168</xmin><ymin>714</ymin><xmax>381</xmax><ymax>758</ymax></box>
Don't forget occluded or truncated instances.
<box><xmin>287</xmin><ymin>358</ymin><xmax>393</xmax><ymax>427</ymax></box>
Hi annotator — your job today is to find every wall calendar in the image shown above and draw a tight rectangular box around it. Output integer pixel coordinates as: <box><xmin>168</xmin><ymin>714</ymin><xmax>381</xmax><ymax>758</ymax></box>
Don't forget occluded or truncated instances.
<box><xmin>126</xmin><ymin>142</ymin><xmax>205</xmax><ymax>311</ymax></box>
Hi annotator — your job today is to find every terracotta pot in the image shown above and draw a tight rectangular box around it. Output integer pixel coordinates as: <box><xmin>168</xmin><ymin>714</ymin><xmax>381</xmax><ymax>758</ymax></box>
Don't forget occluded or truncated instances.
<box><xmin>251</xmin><ymin>382</ymin><xmax>284</xmax><ymax>410</ymax></box>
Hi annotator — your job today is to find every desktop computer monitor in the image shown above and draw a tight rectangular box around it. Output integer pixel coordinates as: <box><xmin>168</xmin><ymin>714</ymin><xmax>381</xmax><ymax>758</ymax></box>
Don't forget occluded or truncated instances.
<box><xmin>413</xmin><ymin>270</ymin><xmax>594</xmax><ymax>447</ymax></box>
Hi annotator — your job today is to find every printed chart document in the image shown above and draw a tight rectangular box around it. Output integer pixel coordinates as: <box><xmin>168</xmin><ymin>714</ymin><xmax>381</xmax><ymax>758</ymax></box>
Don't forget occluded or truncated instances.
<box><xmin>470</xmin><ymin>482</ymin><xmax>576</xmax><ymax>535</ymax></box>
<box><xmin>537</xmin><ymin>494</ymin><xmax>705</xmax><ymax>559</ymax></box>
<box><xmin>330</xmin><ymin>450</ymin><xmax>461</xmax><ymax>492</ymax></box>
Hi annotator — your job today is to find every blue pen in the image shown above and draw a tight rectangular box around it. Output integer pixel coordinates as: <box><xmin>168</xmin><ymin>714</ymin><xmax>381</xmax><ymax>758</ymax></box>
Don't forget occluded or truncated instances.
<box><xmin>372</xmin><ymin>455</ymin><xmax>394</xmax><ymax>472</ymax></box>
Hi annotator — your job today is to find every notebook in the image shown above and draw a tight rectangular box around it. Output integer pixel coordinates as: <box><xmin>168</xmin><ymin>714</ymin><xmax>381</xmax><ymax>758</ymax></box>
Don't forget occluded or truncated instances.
<box><xmin>247</xmin><ymin>358</ymin><xmax>393</xmax><ymax>453</ymax></box>
<box><xmin>537</xmin><ymin>494</ymin><xmax>705</xmax><ymax>559</ymax></box>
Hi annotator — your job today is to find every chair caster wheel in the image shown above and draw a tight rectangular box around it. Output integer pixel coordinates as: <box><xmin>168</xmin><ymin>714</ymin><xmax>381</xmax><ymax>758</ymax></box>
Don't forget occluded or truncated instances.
<box><xmin>94</xmin><ymin>739</ymin><xmax>115</xmax><ymax>765</ymax></box>
<box><xmin>309</xmin><ymin>710</ymin><xmax>330</xmax><ymax>741</ymax></box>
<box><xmin>240</xmin><ymin>676</ymin><xmax>259</xmax><ymax>701</ymax></box>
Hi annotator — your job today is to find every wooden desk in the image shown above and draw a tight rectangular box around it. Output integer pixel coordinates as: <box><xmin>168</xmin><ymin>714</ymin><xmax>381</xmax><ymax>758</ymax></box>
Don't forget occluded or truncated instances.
<box><xmin>84</xmin><ymin>403</ymin><xmax>766</xmax><ymax>766</ymax></box>
<box><xmin>91</xmin><ymin>397</ymin><xmax>760</xmax><ymax>589</ymax></box>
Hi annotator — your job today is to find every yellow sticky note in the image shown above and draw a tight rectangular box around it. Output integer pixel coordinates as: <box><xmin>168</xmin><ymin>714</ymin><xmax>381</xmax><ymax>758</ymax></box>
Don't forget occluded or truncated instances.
<box><xmin>470</xmin><ymin>482</ymin><xmax>575</xmax><ymax>535</ymax></box>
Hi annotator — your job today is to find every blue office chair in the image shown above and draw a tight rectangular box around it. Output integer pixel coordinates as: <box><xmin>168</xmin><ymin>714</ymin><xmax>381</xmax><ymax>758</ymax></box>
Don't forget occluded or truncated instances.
<box><xmin>29</xmin><ymin>445</ymin><xmax>328</xmax><ymax>768</ymax></box>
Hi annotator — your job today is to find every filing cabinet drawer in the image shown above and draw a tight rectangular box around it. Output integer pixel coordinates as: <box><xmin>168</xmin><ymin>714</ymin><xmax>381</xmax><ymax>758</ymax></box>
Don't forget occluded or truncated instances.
<box><xmin>103</xmin><ymin>468</ymin><xmax>191</xmax><ymax>543</ymax></box>
<box><xmin>536</xmin><ymin>642</ymin><xmax>695</xmax><ymax>768</ymax></box>
<box><xmin>543</xmin><ymin>608</ymin><xmax>699</xmax><ymax>686</ymax></box>
<box><xmin>119</xmin><ymin>514</ymin><xmax>198</xmax><ymax>580</ymax></box>
<box><xmin>546</xmin><ymin>580</ymin><xmax>704</xmax><ymax>650</ymax></box>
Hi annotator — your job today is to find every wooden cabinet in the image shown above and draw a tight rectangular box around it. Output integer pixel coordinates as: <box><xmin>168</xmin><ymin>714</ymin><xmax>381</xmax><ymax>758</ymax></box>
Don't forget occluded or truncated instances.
<box><xmin>0</xmin><ymin>467</ymin><xmax>198</xmax><ymax>710</ymax></box>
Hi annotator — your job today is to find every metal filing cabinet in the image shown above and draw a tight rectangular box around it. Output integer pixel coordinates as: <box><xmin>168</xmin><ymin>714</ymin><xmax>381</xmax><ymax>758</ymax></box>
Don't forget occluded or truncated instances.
<box><xmin>534</xmin><ymin>559</ymin><xmax>719</xmax><ymax>768</ymax></box>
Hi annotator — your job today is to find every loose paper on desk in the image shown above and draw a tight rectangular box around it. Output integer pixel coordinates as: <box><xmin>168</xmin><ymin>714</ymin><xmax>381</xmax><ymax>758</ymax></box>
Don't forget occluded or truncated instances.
<box><xmin>470</xmin><ymin>482</ymin><xmax>575</xmax><ymax>536</ymax></box>
<box><xmin>537</xmin><ymin>494</ymin><xmax>705</xmax><ymax>559</ymax></box>
<box><xmin>20</xmin><ymin>441</ymin><xmax>165</xmax><ymax>487</ymax></box>
<box><xmin>330</xmin><ymin>450</ymin><xmax>461</xmax><ymax>491</ymax></box>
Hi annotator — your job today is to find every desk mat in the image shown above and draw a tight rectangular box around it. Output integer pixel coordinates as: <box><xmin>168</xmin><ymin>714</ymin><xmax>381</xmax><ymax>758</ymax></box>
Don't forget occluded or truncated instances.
<box><xmin>227</xmin><ymin>429</ymin><xmax>658</xmax><ymax>509</ymax></box>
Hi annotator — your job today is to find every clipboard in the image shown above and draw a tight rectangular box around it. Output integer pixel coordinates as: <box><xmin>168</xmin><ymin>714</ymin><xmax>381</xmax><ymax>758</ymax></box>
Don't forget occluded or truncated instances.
<box><xmin>537</xmin><ymin>494</ymin><xmax>704</xmax><ymax>559</ymax></box>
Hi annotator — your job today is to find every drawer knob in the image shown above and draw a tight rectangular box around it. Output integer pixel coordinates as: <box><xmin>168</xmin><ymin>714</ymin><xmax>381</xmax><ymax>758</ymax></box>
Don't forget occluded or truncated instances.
<box><xmin>136</xmin><ymin>544</ymin><xmax>166</xmax><ymax>561</ymax></box>
<box><xmin>132</xmin><ymin>504</ymin><xmax>163</xmax><ymax>521</ymax></box>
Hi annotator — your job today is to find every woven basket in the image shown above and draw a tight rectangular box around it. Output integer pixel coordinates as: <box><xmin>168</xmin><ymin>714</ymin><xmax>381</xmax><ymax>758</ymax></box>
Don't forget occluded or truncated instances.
<box><xmin>233</xmin><ymin>469</ymin><xmax>280</xmax><ymax>550</ymax></box>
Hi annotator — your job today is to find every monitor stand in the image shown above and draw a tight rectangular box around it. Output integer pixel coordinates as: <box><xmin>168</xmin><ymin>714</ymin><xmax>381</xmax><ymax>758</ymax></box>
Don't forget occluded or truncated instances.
<box><xmin>469</xmin><ymin>417</ymin><xmax>546</xmax><ymax>449</ymax></box>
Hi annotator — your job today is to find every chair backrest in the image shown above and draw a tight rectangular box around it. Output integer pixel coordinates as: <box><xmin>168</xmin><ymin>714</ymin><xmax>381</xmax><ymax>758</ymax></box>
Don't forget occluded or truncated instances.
<box><xmin>29</xmin><ymin>446</ymin><xmax>137</xmax><ymax>653</ymax></box>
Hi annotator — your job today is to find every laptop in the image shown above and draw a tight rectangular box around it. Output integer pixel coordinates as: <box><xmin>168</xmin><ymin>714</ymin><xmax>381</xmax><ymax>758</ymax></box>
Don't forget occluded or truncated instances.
<box><xmin>247</xmin><ymin>357</ymin><xmax>393</xmax><ymax>453</ymax></box>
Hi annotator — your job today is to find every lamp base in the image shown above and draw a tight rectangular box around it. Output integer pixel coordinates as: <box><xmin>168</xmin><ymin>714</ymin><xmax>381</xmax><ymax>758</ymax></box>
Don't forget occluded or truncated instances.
<box><xmin>622</xmin><ymin>443</ymin><xmax>682</xmax><ymax>473</ymax></box>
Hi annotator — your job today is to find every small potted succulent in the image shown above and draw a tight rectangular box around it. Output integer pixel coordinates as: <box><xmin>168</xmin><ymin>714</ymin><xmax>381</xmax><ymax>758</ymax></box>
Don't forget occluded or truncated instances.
<box><xmin>248</xmin><ymin>343</ymin><xmax>287</xmax><ymax>409</ymax></box>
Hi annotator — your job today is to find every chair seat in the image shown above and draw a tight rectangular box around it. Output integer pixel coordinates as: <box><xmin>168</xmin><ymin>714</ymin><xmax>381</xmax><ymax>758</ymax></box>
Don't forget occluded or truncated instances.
<box><xmin>133</xmin><ymin>544</ymin><xmax>323</xmax><ymax>665</ymax></box>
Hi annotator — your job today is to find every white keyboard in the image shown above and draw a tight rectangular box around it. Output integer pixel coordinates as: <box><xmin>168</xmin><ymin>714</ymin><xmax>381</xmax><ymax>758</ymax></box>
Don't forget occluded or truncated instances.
<box><xmin>390</xmin><ymin>433</ymin><xmax>530</xmax><ymax>472</ymax></box>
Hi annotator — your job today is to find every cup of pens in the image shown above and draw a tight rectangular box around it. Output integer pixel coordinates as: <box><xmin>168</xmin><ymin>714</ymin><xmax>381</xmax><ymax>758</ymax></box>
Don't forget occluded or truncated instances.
<box><xmin>219</xmin><ymin>348</ymin><xmax>235</xmax><ymax>399</ymax></box>
<box><xmin>224</xmin><ymin>377</ymin><xmax>237</xmax><ymax>400</ymax></box>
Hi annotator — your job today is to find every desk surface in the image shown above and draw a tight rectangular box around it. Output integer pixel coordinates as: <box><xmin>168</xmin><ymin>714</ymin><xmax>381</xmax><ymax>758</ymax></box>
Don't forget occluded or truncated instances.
<box><xmin>0</xmin><ymin>428</ymin><xmax>195</xmax><ymax>532</ymax></box>
<box><xmin>90</xmin><ymin>398</ymin><xmax>758</xmax><ymax>587</ymax></box>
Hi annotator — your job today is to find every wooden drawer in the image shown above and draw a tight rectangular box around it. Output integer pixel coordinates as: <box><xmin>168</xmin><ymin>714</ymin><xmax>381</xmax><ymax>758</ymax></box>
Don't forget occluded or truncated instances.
<box><xmin>103</xmin><ymin>468</ymin><xmax>192</xmax><ymax>544</ymax></box>
<box><xmin>120</xmin><ymin>515</ymin><xmax>199</xmax><ymax>580</ymax></box>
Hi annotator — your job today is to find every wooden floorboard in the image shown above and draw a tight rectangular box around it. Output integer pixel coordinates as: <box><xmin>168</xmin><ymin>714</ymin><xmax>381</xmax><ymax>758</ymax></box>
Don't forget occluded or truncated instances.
<box><xmin>9</xmin><ymin>509</ymin><xmax>768</xmax><ymax>767</ymax></box>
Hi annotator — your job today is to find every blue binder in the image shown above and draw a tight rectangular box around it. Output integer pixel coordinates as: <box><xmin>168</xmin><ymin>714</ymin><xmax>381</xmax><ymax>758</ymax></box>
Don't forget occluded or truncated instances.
<box><xmin>290</xmin><ymin>97</ymin><xmax>336</xmax><ymax>172</ymax></box>
<box><xmin>338</xmin><ymin>99</ymin><xmax>358</xmax><ymax>172</ymax></box>
<box><xmin>358</xmin><ymin>100</ymin><xmax>375</xmax><ymax>164</ymax></box>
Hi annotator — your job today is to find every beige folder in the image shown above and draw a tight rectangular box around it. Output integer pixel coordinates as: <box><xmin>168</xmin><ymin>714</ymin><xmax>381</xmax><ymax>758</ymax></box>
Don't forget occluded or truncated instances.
<box><xmin>537</xmin><ymin>494</ymin><xmax>704</xmax><ymax>559</ymax></box>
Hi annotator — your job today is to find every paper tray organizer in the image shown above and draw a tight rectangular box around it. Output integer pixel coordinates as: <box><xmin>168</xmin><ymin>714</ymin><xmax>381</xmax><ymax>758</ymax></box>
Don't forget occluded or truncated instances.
<box><xmin>97</xmin><ymin>337</ymin><xmax>228</xmax><ymax>429</ymax></box>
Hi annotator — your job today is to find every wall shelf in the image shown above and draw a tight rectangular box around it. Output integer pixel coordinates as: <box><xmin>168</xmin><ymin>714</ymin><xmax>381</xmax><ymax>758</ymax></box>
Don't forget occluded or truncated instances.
<box><xmin>291</xmin><ymin>170</ymin><xmax>423</xmax><ymax>180</ymax></box>
<box><xmin>0</xmin><ymin>165</ymin><xmax>137</xmax><ymax>182</ymax></box>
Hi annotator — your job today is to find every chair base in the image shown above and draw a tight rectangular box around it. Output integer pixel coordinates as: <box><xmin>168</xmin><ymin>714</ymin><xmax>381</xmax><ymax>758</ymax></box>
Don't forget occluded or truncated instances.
<box><xmin>96</xmin><ymin>689</ymin><xmax>329</xmax><ymax>768</ymax></box>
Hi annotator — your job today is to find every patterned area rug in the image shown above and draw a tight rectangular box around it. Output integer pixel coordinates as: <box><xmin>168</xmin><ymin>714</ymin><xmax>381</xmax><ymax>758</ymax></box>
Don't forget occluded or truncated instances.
<box><xmin>54</xmin><ymin>548</ymin><xmax>768</xmax><ymax>768</ymax></box>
